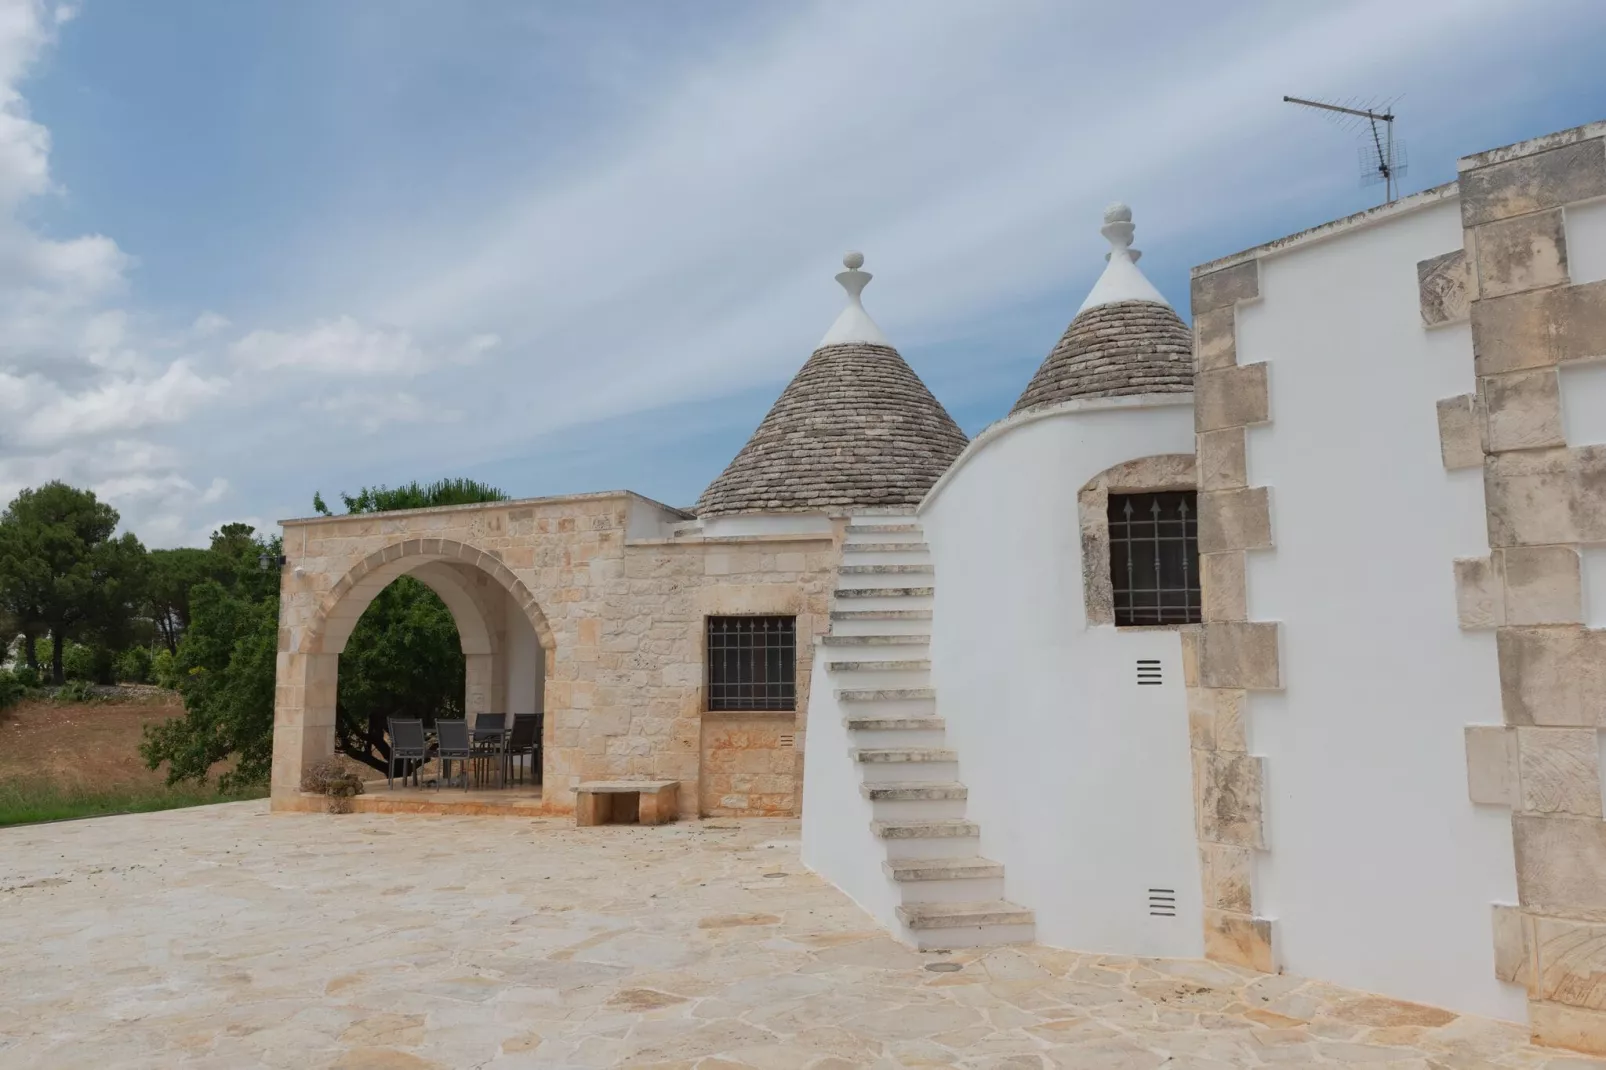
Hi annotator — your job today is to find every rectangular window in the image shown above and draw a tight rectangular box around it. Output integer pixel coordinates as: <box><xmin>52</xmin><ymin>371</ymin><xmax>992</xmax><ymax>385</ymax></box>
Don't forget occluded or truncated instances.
<box><xmin>1109</xmin><ymin>491</ymin><xmax>1201</xmax><ymax>627</ymax></box>
<box><xmin>706</xmin><ymin>616</ymin><xmax>797</xmax><ymax>711</ymax></box>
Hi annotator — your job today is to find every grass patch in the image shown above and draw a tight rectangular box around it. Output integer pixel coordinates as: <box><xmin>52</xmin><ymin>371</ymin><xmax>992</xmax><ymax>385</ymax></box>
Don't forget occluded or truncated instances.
<box><xmin>0</xmin><ymin>779</ymin><xmax>268</xmax><ymax>828</ymax></box>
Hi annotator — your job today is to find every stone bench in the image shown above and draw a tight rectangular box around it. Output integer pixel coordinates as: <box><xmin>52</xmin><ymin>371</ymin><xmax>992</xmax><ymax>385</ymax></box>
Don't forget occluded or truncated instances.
<box><xmin>575</xmin><ymin>780</ymin><xmax>679</xmax><ymax>827</ymax></box>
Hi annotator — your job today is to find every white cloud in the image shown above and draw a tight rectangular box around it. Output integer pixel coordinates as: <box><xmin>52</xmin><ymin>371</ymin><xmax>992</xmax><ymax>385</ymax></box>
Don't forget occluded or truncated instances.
<box><xmin>230</xmin><ymin>315</ymin><xmax>492</xmax><ymax>377</ymax></box>
<box><xmin>304</xmin><ymin>389</ymin><xmax>464</xmax><ymax>433</ymax></box>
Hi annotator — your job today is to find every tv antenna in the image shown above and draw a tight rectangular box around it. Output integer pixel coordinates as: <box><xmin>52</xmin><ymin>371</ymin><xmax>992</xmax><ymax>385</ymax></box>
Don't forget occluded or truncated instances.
<box><xmin>1284</xmin><ymin>95</ymin><xmax>1406</xmax><ymax>204</ymax></box>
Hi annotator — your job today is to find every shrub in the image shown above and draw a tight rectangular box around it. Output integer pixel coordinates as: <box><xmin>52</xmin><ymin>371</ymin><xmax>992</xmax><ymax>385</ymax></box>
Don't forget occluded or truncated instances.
<box><xmin>299</xmin><ymin>756</ymin><xmax>366</xmax><ymax>813</ymax></box>
<box><xmin>0</xmin><ymin>671</ymin><xmax>24</xmax><ymax>714</ymax></box>
<box><xmin>116</xmin><ymin>646</ymin><xmax>153</xmax><ymax>684</ymax></box>
<box><xmin>10</xmin><ymin>664</ymin><xmax>39</xmax><ymax>689</ymax></box>
<box><xmin>54</xmin><ymin>679</ymin><xmax>98</xmax><ymax>704</ymax></box>
<box><xmin>62</xmin><ymin>641</ymin><xmax>97</xmax><ymax>681</ymax></box>
<box><xmin>151</xmin><ymin>648</ymin><xmax>180</xmax><ymax>690</ymax></box>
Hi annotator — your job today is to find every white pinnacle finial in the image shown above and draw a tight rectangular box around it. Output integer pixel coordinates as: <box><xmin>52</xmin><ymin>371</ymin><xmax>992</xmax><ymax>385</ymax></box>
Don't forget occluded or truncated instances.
<box><xmin>1076</xmin><ymin>201</ymin><xmax>1170</xmax><ymax>314</ymax></box>
<box><xmin>819</xmin><ymin>250</ymin><xmax>890</xmax><ymax>347</ymax></box>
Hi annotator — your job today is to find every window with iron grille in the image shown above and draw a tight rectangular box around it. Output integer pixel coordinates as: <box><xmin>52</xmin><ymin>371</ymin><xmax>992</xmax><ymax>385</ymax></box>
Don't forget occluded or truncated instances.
<box><xmin>1108</xmin><ymin>491</ymin><xmax>1201</xmax><ymax>627</ymax></box>
<box><xmin>706</xmin><ymin>616</ymin><xmax>797</xmax><ymax>711</ymax></box>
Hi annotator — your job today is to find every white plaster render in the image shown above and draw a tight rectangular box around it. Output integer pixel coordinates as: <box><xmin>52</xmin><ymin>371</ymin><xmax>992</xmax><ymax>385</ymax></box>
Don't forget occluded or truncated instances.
<box><xmin>1561</xmin><ymin>359</ymin><xmax>1606</xmax><ymax>448</ymax></box>
<box><xmin>817</xmin><ymin>250</ymin><xmax>891</xmax><ymax>347</ymax></box>
<box><xmin>1568</xmin><ymin>199</ymin><xmax>1606</xmax><ymax>286</ymax></box>
<box><xmin>1234</xmin><ymin>194</ymin><xmax>1524</xmax><ymax>1021</ymax></box>
<box><xmin>920</xmin><ymin>398</ymin><xmax>1204</xmax><ymax>959</ymax></box>
<box><xmin>1077</xmin><ymin>202</ymin><xmax>1172</xmax><ymax>313</ymax></box>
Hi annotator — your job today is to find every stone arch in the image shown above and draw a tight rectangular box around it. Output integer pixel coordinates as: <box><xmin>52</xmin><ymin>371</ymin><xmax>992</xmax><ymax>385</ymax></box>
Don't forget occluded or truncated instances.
<box><xmin>1077</xmin><ymin>453</ymin><xmax>1197</xmax><ymax>627</ymax></box>
<box><xmin>304</xmin><ymin>538</ymin><xmax>555</xmax><ymax>658</ymax></box>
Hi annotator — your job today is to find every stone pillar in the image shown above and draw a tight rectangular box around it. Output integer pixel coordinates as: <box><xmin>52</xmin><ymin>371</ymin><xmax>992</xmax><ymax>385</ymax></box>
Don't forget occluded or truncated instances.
<box><xmin>1433</xmin><ymin>124</ymin><xmax>1606</xmax><ymax>1055</ymax></box>
<box><xmin>270</xmin><ymin>651</ymin><xmax>338</xmax><ymax>805</ymax></box>
<box><xmin>464</xmin><ymin>653</ymin><xmax>495</xmax><ymax>718</ymax></box>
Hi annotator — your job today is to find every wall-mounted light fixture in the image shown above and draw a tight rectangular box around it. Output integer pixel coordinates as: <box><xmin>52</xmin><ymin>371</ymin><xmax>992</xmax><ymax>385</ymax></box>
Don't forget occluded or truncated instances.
<box><xmin>258</xmin><ymin>553</ymin><xmax>288</xmax><ymax>572</ymax></box>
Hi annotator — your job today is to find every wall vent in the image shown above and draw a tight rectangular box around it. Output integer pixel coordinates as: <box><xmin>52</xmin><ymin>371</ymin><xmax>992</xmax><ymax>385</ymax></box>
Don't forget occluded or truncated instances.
<box><xmin>778</xmin><ymin>734</ymin><xmax>796</xmax><ymax>749</ymax></box>
<box><xmin>1136</xmin><ymin>659</ymin><xmax>1162</xmax><ymax>686</ymax></box>
<box><xmin>1148</xmin><ymin>888</ymin><xmax>1176</xmax><ymax>917</ymax></box>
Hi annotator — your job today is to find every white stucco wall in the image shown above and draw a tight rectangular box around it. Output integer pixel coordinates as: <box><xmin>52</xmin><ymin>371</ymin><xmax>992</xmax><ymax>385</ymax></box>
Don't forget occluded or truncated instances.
<box><xmin>1236</xmin><ymin>195</ymin><xmax>1525</xmax><ymax>1020</ymax></box>
<box><xmin>919</xmin><ymin>397</ymin><xmax>1204</xmax><ymax>958</ymax></box>
<box><xmin>800</xmin><ymin>647</ymin><xmax>900</xmax><ymax>929</ymax></box>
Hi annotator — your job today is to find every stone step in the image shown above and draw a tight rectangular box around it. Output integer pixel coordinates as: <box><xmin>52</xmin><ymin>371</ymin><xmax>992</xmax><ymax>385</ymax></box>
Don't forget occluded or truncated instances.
<box><xmin>821</xmin><ymin>634</ymin><xmax>931</xmax><ymax>646</ymax></box>
<box><xmin>841</xmin><ymin>542</ymin><xmax>929</xmax><ymax>553</ymax></box>
<box><xmin>845</xmin><ymin>715</ymin><xmax>943</xmax><ymax>731</ymax></box>
<box><xmin>831</xmin><ymin>609</ymin><xmax>933</xmax><ymax>620</ymax></box>
<box><xmin>841</xmin><ymin>548</ymin><xmax>931</xmax><ymax>568</ymax></box>
<box><xmin>827</xmin><ymin>660</ymin><xmax>931</xmax><ymax>672</ymax></box>
<box><xmin>884</xmin><ymin>856</ymin><xmax>1004</xmax><ymax>882</ymax></box>
<box><xmin>861</xmin><ymin>782</ymin><xmax>967</xmax><ymax>802</ymax></box>
<box><xmin>834</xmin><ymin>587</ymin><xmax>934</xmax><ymax>598</ymax></box>
<box><xmin>853</xmin><ymin>748</ymin><xmax>957</xmax><ymax>764</ymax></box>
<box><xmin>839</xmin><ymin>564</ymin><xmax>934</xmax><ymax>575</ymax></box>
<box><xmin>896</xmin><ymin>900</ymin><xmax>1035</xmax><ymax>932</ymax></box>
<box><xmin>845</xmin><ymin>523</ymin><xmax>921</xmax><ymax>536</ymax></box>
<box><xmin>873</xmin><ymin>819</ymin><xmax>978</xmax><ymax>839</ymax></box>
<box><xmin>836</xmin><ymin>687</ymin><xmax>935</xmax><ymax>703</ymax></box>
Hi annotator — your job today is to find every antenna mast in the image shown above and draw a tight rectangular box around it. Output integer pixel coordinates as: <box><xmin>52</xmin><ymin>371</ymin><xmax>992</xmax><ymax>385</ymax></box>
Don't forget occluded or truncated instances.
<box><xmin>1284</xmin><ymin>95</ymin><xmax>1406</xmax><ymax>204</ymax></box>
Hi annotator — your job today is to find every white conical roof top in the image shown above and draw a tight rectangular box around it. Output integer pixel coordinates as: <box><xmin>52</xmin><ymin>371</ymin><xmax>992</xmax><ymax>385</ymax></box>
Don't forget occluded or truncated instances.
<box><xmin>1076</xmin><ymin>202</ymin><xmax>1171</xmax><ymax>313</ymax></box>
<box><xmin>817</xmin><ymin>251</ymin><xmax>891</xmax><ymax>346</ymax></box>
<box><xmin>1011</xmin><ymin>203</ymin><xmax>1192</xmax><ymax>416</ymax></box>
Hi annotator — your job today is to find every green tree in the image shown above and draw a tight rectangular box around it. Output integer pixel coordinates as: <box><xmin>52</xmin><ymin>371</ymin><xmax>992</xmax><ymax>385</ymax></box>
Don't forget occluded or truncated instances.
<box><xmin>0</xmin><ymin>483</ymin><xmax>147</xmax><ymax>684</ymax></box>
<box><xmin>314</xmin><ymin>478</ymin><xmax>509</xmax><ymax>516</ymax></box>
<box><xmin>146</xmin><ymin>547</ymin><xmax>229</xmax><ymax>653</ymax></box>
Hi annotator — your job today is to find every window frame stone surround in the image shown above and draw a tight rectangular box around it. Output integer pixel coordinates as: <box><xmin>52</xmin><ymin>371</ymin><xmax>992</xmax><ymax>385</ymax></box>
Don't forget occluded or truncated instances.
<box><xmin>1077</xmin><ymin>454</ymin><xmax>1197</xmax><ymax>629</ymax></box>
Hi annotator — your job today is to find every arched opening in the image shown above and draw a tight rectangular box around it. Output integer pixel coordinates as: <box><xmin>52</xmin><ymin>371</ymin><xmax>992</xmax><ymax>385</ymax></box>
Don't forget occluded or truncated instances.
<box><xmin>284</xmin><ymin>540</ymin><xmax>555</xmax><ymax>795</ymax></box>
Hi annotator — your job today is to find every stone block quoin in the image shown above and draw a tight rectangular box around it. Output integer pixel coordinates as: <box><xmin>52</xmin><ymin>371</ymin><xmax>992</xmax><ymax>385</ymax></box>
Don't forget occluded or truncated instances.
<box><xmin>1455</xmin><ymin>125</ymin><xmax>1606</xmax><ymax>1054</ymax></box>
<box><xmin>1186</xmin><ymin>253</ymin><xmax>1279</xmax><ymax>973</ymax></box>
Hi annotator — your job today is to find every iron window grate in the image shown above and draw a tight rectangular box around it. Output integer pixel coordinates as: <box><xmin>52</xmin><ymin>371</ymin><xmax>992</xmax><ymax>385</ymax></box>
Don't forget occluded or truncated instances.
<box><xmin>707</xmin><ymin>616</ymin><xmax>797</xmax><ymax>712</ymax></box>
<box><xmin>1109</xmin><ymin>491</ymin><xmax>1201</xmax><ymax>627</ymax></box>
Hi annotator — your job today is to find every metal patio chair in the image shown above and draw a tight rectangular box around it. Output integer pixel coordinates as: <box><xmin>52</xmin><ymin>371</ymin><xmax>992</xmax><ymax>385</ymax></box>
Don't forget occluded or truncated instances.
<box><xmin>435</xmin><ymin>718</ymin><xmax>473</xmax><ymax>791</ymax></box>
<box><xmin>471</xmin><ymin>712</ymin><xmax>508</xmax><ymax>788</ymax></box>
<box><xmin>387</xmin><ymin>718</ymin><xmax>428</xmax><ymax>789</ymax></box>
<box><xmin>506</xmin><ymin>713</ymin><xmax>540</xmax><ymax>787</ymax></box>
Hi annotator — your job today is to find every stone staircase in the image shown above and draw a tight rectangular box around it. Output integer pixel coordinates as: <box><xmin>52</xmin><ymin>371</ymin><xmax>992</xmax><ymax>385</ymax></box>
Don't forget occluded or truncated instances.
<box><xmin>823</xmin><ymin>513</ymin><xmax>1035</xmax><ymax>949</ymax></box>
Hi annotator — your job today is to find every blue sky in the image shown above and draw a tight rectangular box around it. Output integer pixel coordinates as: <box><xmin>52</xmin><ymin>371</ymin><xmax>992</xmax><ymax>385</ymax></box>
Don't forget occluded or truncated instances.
<box><xmin>2</xmin><ymin>0</ymin><xmax>1604</xmax><ymax>545</ymax></box>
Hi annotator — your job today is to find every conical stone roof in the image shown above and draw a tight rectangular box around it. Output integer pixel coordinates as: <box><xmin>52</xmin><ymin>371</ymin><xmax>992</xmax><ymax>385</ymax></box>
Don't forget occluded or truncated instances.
<box><xmin>1010</xmin><ymin>204</ymin><xmax>1192</xmax><ymax>416</ymax></box>
<box><xmin>696</xmin><ymin>254</ymin><xmax>967</xmax><ymax>517</ymax></box>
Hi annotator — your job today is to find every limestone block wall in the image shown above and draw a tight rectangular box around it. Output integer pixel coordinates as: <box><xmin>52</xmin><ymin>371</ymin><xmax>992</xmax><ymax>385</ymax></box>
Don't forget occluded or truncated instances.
<box><xmin>1186</xmin><ymin>258</ymin><xmax>1279</xmax><ymax>973</ymax></box>
<box><xmin>1433</xmin><ymin>122</ymin><xmax>1606</xmax><ymax>1053</ymax></box>
<box><xmin>272</xmin><ymin>491</ymin><xmax>837</xmax><ymax>818</ymax></box>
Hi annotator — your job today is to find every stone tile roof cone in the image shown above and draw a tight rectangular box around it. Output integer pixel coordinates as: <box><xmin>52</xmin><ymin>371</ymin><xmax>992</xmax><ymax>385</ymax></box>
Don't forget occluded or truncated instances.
<box><xmin>696</xmin><ymin>252</ymin><xmax>968</xmax><ymax>517</ymax></box>
<box><xmin>1010</xmin><ymin>202</ymin><xmax>1193</xmax><ymax>416</ymax></box>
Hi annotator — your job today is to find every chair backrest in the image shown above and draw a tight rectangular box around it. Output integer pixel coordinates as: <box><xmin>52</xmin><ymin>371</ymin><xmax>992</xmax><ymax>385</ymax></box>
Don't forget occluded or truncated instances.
<box><xmin>473</xmin><ymin>711</ymin><xmax>506</xmax><ymax>733</ymax></box>
<box><xmin>389</xmin><ymin>718</ymin><xmax>427</xmax><ymax>757</ymax></box>
<box><xmin>436</xmin><ymin>718</ymin><xmax>471</xmax><ymax>758</ymax></box>
<box><xmin>508</xmin><ymin>713</ymin><xmax>539</xmax><ymax>748</ymax></box>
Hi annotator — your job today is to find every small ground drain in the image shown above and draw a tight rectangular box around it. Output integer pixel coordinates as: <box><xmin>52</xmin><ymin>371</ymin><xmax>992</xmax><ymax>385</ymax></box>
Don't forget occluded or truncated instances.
<box><xmin>924</xmin><ymin>962</ymin><xmax>963</xmax><ymax>973</ymax></box>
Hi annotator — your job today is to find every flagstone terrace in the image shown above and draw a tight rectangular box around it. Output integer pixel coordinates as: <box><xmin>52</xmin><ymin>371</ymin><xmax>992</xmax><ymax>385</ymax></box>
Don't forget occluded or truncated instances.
<box><xmin>2</xmin><ymin>802</ymin><xmax>1599</xmax><ymax>1068</ymax></box>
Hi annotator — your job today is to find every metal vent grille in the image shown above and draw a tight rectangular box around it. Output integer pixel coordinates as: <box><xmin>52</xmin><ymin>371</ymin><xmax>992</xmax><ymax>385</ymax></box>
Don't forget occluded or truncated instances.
<box><xmin>1148</xmin><ymin>888</ymin><xmax>1176</xmax><ymax>917</ymax></box>
<box><xmin>1137</xmin><ymin>659</ymin><xmax>1162</xmax><ymax>686</ymax></box>
<box><xmin>778</xmin><ymin>734</ymin><xmax>796</xmax><ymax>749</ymax></box>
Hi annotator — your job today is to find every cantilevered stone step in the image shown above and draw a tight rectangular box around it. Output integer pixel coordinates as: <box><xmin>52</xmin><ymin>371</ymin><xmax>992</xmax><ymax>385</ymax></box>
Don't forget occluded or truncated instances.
<box><xmin>853</xmin><ymin>748</ymin><xmax>956</xmax><ymax>764</ymax></box>
<box><xmin>872</xmin><ymin>819</ymin><xmax>978</xmax><ymax>839</ymax></box>
<box><xmin>836</xmin><ymin>687</ymin><xmax>935</xmax><ymax>702</ymax></box>
<box><xmin>831</xmin><ymin>609</ymin><xmax>933</xmax><ymax>620</ymax></box>
<box><xmin>845</xmin><ymin>715</ymin><xmax>943</xmax><ymax>731</ymax></box>
<box><xmin>840</xmin><ymin>564</ymin><xmax>934</xmax><ymax>575</ymax></box>
<box><xmin>896</xmin><ymin>900</ymin><xmax>1034</xmax><ymax>930</ymax></box>
<box><xmin>835</xmin><ymin>587</ymin><xmax>934</xmax><ymax>598</ymax></box>
<box><xmin>841</xmin><ymin>541</ymin><xmax>929</xmax><ymax>553</ymax></box>
<box><xmin>884</xmin><ymin>856</ymin><xmax>1004</xmax><ymax>882</ymax></box>
<box><xmin>821</xmin><ymin>634</ymin><xmax>931</xmax><ymax>646</ymax></box>
<box><xmin>827</xmin><ymin>660</ymin><xmax>931</xmax><ymax>672</ymax></box>
<box><xmin>845</xmin><ymin>523</ymin><xmax>921</xmax><ymax>536</ymax></box>
<box><xmin>860</xmin><ymin>782</ymin><xmax>967</xmax><ymax>802</ymax></box>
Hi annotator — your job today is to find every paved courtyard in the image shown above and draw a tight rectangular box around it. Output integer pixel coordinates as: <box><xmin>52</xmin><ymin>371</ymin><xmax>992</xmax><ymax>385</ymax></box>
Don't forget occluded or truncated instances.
<box><xmin>1</xmin><ymin>803</ymin><xmax>1601</xmax><ymax>1069</ymax></box>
